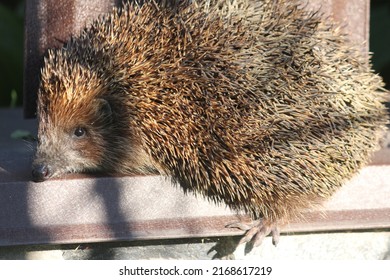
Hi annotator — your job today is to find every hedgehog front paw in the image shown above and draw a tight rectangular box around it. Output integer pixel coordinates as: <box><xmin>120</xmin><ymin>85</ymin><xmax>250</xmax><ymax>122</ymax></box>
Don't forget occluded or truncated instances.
<box><xmin>227</xmin><ymin>219</ymin><xmax>280</xmax><ymax>248</ymax></box>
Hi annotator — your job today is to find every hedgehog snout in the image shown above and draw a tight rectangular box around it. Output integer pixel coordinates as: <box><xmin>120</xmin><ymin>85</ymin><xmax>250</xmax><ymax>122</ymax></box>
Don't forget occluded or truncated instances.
<box><xmin>32</xmin><ymin>163</ymin><xmax>52</xmax><ymax>182</ymax></box>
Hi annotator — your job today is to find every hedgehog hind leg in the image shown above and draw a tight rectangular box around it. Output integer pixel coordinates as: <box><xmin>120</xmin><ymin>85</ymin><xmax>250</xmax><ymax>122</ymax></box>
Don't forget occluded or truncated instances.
<box><xmin>227</xmin><ymin>219</ymin><xmax>280</xmax><ymax>248</ymax></box>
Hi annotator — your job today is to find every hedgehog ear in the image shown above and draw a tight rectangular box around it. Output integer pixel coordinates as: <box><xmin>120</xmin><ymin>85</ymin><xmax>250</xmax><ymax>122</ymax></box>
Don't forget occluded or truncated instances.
<box><xmin>96</xmin><ymin>98</ymin><xmax>113</xmax><ymax>121</ymax></box>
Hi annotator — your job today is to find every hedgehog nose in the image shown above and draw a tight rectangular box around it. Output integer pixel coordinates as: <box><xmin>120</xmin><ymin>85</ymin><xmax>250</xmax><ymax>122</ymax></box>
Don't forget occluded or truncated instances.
<box><xmin>32</xmin><ymin>164</ymin><xmax>51</xmax><ymax>182</ymax></box>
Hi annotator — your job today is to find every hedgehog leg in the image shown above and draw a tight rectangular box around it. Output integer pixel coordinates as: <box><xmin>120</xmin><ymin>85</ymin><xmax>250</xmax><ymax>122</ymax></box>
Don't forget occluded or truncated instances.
<box><xmin>227</xmin><ymin>219</ymin><xmax>280</xmax><ymax>247</ymax></box>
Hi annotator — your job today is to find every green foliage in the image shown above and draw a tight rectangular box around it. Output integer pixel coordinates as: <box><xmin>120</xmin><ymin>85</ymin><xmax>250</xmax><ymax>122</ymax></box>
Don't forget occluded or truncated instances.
<box><xmin>0</xmin><ymin>2</ymin><xmax>24</xmax><ymax>107</ymax></box>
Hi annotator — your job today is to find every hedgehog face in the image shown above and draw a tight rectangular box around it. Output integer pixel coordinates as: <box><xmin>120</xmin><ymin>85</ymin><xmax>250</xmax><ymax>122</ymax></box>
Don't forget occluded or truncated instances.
<box><xmin>31</xmin><ymin>52</ymin><xmax>123</xmax><ymax>181</ymax></box>
<box><xmin>32</xmin><ymin>54</ymin><xmax>157</xmax><ymax>181</ymax></box>
<box><xmin>32</xmin><ymin>94</ymin><xmax>114</xmax><ymax>181</ymax></box>
<box><xmin>32</xmin><ymin>91</ymin><xmax>157</xmax><ymax>181</ymax></box>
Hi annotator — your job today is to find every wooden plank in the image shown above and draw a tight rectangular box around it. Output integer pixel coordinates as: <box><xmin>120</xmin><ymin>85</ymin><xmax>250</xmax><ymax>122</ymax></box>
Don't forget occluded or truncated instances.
<box><xmin>0</xmin><ymin>109</ymin><xmax>389</xmax><ymax>246</ymax></box>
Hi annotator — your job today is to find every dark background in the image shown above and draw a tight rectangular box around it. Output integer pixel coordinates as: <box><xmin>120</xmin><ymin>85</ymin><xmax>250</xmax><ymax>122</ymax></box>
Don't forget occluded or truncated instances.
<box><xmin>0</xmin><ymin>0</ymin><xmax>389</xmax><ymax>108</ymax></box>
<box><xmin>0</xmin><ymin>0</ymin><xmax>24</xmax><ymax>107</ymax></box>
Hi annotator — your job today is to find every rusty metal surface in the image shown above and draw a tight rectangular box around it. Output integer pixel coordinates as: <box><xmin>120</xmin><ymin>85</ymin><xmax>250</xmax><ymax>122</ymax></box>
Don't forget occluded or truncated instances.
<box><xmin>0</xmin><ymin>109</ymin><xmax>389</xmax><ymax>246</ymax></box>
<box><xmin>23</xmin><ymin>0</ymin><xmax>371</xmax><ymax>118</ymax></box>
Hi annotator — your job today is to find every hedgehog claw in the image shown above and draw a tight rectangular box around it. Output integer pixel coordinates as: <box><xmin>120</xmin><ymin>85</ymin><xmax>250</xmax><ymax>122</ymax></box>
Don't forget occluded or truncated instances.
<box><xmin>271</xmin><ymin>226</ymin><xmax>280</xmax><ymax>246</ymax></box>
<box><xmin>227</xmin><ymin>219</ymin><xmax>280</xmax><ymax>247</ymax></box>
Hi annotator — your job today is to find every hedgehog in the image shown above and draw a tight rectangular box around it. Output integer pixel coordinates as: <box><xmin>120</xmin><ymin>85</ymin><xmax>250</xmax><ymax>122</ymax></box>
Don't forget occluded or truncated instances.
<box><xmin>31</xmin><ymin>0</ymin><xmax>388</xmax><ymax>247</ymax></box>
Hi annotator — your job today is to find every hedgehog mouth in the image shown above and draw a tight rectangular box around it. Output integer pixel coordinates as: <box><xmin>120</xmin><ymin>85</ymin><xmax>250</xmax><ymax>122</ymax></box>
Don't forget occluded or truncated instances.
<box><xmin>31</xmin><ymin>162</ymin><xmax>102</xmax><ymax>182</ymax></box>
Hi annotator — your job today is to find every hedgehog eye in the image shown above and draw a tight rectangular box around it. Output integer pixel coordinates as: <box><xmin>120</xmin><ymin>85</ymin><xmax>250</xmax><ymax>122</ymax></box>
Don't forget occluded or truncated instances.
<box><xmin>73</xmin><ymin>127</ymin><xmax>86</xmax><ymax>138</ymax></box>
